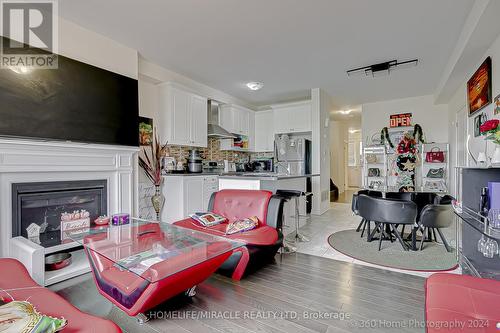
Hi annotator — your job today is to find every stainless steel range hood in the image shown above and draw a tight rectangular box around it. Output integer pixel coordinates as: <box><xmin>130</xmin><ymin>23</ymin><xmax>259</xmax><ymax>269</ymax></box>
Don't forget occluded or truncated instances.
<box><xmin>207</xmin><ymin>100</ymin><xmax>237</xmax><ymax>139</ymax></box>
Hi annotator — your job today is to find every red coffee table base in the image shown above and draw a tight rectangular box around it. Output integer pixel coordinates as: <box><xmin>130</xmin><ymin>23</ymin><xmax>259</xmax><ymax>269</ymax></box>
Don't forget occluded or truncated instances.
<box><xmin>86</xmin><ymin>249</ymin><xmax>232</xmax><ymax>317</ymax></box>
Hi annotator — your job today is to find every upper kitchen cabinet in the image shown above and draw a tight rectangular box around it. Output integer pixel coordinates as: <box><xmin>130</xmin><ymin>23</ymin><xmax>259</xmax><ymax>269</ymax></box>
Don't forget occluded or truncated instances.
<box><xmin>254</xmin><ymin>110</ymin><xmax>274</xmax><ymax>152</ymax></box>
<box><xmin>272</xmin><ymin>101</ymin><xmax>311</xmax><ymax>134</ymax></box>
<box><xmin>219</xmin><ymin>104</ymin><xmax>250</xmax><ymax>136</ymax></box>
<box><xmin>158</xmin><ymin>82</ymin><xmax>208</xmax><ymax>147</ymax></box>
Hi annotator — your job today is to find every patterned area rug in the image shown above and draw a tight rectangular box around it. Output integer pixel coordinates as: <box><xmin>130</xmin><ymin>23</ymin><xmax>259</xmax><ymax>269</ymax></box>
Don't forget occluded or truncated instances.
<box><xmin>328</xmin><ymin>229</ymin><xmax>458</xmax><ymax>271</ymax></box>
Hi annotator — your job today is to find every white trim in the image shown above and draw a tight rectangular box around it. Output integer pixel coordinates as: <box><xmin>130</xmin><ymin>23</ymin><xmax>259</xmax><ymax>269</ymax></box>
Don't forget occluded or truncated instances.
<box><xmin>0</xmin><ymin>138</ymin><xmax>138</xmax><ymax>257</ymax></box>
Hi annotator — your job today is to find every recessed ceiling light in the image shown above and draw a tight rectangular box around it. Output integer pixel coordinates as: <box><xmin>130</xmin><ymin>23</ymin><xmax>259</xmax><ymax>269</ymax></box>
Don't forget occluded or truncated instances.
<box><xmin>246</xmin><ymin>82</ymin><xmax>264</xmax><ymax>91</ymax></box>
<box><xmin>338</xmin><ymin>109</ymin><xmax>352</xmax><ymax>115</ymax></box>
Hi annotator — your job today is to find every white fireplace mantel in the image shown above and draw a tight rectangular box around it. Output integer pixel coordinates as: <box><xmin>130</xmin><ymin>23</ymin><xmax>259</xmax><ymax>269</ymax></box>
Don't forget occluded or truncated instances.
<box><xmin>0</xmin><ymin>138</ymin><xmax>139</xmax><ymax>257</ymax></box>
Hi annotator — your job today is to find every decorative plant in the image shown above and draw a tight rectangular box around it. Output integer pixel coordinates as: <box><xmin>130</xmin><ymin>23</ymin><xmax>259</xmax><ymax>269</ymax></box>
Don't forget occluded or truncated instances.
<box><xmin>480</xmin><ymin>119</ymin><xmax>500</xmax><ymax>144</ymax></box>
<box><xmin>138</xmin><ymin>131</ymin><xmax>166</xmax><ymax>186</ymax></box>
<box><xmin>413</xmin><ymin>124</ymin><xmax>425</xmax><ymax>144</ymax></box>
<box><xmin>380</xmin><ymin>127</ymin><xmax>394</xmax><ymax>148</ymax></box>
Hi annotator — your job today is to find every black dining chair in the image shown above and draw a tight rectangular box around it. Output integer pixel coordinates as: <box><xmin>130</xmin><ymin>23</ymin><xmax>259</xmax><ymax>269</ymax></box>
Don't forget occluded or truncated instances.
<box><xmin>434</xmin><ymin>194</ymin><xmax>454</xmax><ymax>205</ymax></box>
<box><xmin>419</xmin><ymin>203</ymin><xmax>454</xmax><ymax>252</ymax></box>
<box><xmin>353</xmin><ymin>190</ymin><xmax>381</xmax><ymax>238</ymax></box>
<box><xmin>353</xmin><ymin>190</ymin><xmax>368</xmax><ymax>234</ymax></box>
<box><xmin>385</xmin><ymin>192</ymin><xmax>414</xmax><ymax>201</ymax></box>
<box><xmin>357</xmin><ymin>195</ymin><xmax>418</xmax><ymax>251</ymax></box>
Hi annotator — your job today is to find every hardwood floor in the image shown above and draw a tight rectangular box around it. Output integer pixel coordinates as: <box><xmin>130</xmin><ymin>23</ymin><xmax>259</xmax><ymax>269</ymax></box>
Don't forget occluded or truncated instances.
<box><xmin>51</xmin><ymin>253</ymin><xmax>426</xmax><ymax>333</ymax></box>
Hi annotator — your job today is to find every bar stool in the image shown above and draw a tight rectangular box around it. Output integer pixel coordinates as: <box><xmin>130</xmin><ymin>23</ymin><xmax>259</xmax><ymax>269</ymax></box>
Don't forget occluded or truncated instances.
<box><xmin>275</xmin><ymin>194</ymin><xmax>297</xmax><ymax>254</ymax></box>
<box><xmin>276</xmin><ymin>190</ymin><xmax>312</xmax><ymax>243</ymax></box>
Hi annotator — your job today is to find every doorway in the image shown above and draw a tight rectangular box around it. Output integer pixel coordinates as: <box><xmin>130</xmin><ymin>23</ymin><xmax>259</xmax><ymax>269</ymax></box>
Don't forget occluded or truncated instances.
<box><xmin>345</xmin><ymin>129</ymin><xmax>362</xmax><ymax>189</ymax></box>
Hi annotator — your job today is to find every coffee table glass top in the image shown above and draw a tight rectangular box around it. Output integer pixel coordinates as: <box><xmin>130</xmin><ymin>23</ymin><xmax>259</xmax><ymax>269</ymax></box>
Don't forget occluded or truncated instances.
<box><xmin>68</xmin><ymin>218</ymin><xmax>244</xmax><ymax>282</ymax></box>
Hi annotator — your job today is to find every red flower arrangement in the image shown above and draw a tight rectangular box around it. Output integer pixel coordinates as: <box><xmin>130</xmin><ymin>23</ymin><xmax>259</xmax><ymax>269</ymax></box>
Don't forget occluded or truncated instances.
<box><xmin>480</xmin><ymin>119</ymin><xmax>500</xmax><ymax>145</ymax></box>
<box><xmin>480</xmin><ymin>119</ymin><xmax>499</xmax><ymax>133</ymax></box>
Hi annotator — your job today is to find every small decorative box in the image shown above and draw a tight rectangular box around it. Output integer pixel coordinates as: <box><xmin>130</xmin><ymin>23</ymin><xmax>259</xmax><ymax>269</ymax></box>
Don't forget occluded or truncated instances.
<box><xmin>112</xmin><ymin>213</ymin><xmax>130</xmax><ymax>226</ymax></box>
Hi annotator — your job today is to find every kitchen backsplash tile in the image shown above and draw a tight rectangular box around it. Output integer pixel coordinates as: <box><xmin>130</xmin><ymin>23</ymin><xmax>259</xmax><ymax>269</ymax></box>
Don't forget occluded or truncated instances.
<box><xmin>165</xmin><ymin>138</ymin><xmax>272</xmax><ymax>163</ymax></box>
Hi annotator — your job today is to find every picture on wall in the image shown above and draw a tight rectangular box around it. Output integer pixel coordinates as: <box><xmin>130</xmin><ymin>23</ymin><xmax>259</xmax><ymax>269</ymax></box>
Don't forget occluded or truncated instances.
<box><xmin>467</xmin><ymin>57</ymin><xmax>492</xmax><ymax>116</ymax></box>
<box><xmin>495</xmin><ymin>94</ymin><xmax>500</xmax><ymax>115</ymax></box>
<box><xmin>139</xmin><ymin>117</ymin><xmax>153</xmax><ymax>146</ymax></box>
<box><xmin>474</xmin><ymin>113</ymin><xmax>487</xmax><ymax>137</ymax></box>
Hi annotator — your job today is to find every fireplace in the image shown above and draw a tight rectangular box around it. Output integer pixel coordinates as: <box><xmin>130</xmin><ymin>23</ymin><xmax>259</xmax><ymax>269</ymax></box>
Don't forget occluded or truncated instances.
<box><xmin>12</xmin><ymin>180</ymin><xmax>107</xmax><ymax>248</ymax></box>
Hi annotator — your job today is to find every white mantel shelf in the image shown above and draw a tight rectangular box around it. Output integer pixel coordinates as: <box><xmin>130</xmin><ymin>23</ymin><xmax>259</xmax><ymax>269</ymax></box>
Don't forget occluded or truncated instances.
<box><xmin>0</xmin><ymin>138</ymin><xmax>139</xmax><ymax>285</ymax></box>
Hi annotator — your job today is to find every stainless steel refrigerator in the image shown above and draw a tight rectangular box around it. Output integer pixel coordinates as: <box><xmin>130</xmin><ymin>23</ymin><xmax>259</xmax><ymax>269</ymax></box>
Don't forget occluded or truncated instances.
<box><xmin>275</xmin><ymin>135</ymin><xmax>312</xmax><ymax>175</ymax></box>
<box><xmin>274</xmin><ymin>134</ymin><xmax>312</xmax><ymax>213</ymax></box>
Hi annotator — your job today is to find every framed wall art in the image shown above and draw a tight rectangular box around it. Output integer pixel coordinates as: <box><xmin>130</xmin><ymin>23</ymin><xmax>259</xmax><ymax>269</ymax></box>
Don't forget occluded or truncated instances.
<box><xmin>467</xmin><ymin>57</ymin><xmax>492</xmax><ymax>116</ymax></box>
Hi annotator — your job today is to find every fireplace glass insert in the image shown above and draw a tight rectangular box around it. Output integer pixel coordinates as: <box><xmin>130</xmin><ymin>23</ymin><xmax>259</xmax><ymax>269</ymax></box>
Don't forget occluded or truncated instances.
<box><xmin>12</xmin><ymin>180</ymin><xmax>107</xmax><ymax>248</ymax></box>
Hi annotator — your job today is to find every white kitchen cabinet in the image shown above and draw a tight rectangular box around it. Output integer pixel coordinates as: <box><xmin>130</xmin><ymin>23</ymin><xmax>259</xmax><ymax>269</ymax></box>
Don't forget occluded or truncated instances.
<box><xmin>254</xmin><ymin>110</ymin><xmax>274</xmax><ymax>152</ymax></box>
<box><xmin>162</xmin><ymin>175</ymin><xmax>219</xmax><ymax>223</ymax></box>
<box><xmin>184</xmin><ymin>177</ymin><xmax>204</xmax><ymax>216</ymax></box>
<box><xmin>158</xmin><ymin>82</ymin><xmax>208</xmax><ymax>147</ymax></box>
<box><xmin>248</xmin><ymin>111</ymin><xmax>255</xmax><ymax>152</ymax></box>
<box><xmin>219</xmin><ymin>104</ymin><xmax>250</xmax><ymax>136</ymax></box>
<box><xmin>272</xmin><ymin>101</ymin><xmax>311</xmax><ymax>134</ymax></box>
<box><xmin>190</xmin><ymin>94</ymin><xmax>208</xmax><ymax>147</ymax></box>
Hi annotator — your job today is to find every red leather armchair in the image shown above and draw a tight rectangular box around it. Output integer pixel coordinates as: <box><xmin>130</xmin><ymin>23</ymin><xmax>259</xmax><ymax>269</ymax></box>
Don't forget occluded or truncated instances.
<box><xmin>174</xmin><ymin>189</ymin><xmax>285</xmax><ymax>280</ymax></box>
<box><xmin>425</xmin><ymin>273</ymin><xmax>500</xmax><ymax>332</ymax></box>
<box><xmin>0</xmin><ymin>258</ymin><xmax>121</xmax><ymax>333</ymax></box>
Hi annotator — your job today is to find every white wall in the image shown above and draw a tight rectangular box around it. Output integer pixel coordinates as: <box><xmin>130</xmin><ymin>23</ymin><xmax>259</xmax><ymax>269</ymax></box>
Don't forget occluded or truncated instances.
<box><xmin>448</xmin><ymin>32</ymin><xmax>500</xmax><ymax>168</ymax></box>
<box><xmin>311</xmin><ymin>88</ymin><xmax>332</xmax><ymax>215</ymax></box>
<box><xmin>58</xmin><ymin>18</ymin><xmax>138</xmax><ymax>79</ymax></box>
<box><xmin>139</xmin><ymin>79</ymin><xmax>159</xmax><ymax>119</ymax></box>
<box><xmin>362</xmin><ymin>95</ymin><xmax>449</xmax><ymax>146</ymax></box>
<box><xmin>329</xmin><ymin>120</ymin><xmax>346</xmax><ymax>193</ymax></box>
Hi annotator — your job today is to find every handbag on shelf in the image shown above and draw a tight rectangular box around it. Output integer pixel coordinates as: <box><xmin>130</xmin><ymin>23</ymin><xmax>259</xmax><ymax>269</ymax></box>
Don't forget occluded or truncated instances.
<box><xmin>427</xmin><ymin>168</ymin><xmax>444</xmax><ymax>178</ymax></box>
<box><xmin>423</xmin><ymin>179</ymin><xmax>446</xmax><ymax>192</ymax></box>
<box><xmin>425</xmin><ymin>147</ymin><xmax>445</xmax><ymax>163</ymax></box>
<box><xmin>369</xmin><ymin>180</ymin><xmax>384</xmax><ymax>190</ymax></box>
<box><xmin>368</xmin><ymin>168</ymin><xmax>381</xmax><ymax>177</ymax></box>
<box><xmin>366</xmin><ymin>154</ymin><xmax>378</xmax><ymax>164</ymax></box>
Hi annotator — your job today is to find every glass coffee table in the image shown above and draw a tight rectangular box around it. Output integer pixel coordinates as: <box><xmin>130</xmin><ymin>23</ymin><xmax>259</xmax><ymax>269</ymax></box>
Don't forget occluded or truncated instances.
<box><xmin>69</xmin><ymin>218</ymin><xmax>243</xmax><ymax>320</ymax></box>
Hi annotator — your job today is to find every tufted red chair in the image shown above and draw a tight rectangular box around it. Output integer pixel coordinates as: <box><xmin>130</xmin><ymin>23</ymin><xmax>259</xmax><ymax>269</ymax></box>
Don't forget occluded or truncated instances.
<box><xmin>425</xmin><ymin>273</ymin><xmax>500</xmax><ymax>332</ymax></box>
<box><xmin>174</xmin><ymin>190</ymin><xmax>285</xmax><ymax>280</ymax></box>
<box><xmin>0</xmin><ymin>258</ymin><xmax>122</xmax><ymax>332</ymax></box>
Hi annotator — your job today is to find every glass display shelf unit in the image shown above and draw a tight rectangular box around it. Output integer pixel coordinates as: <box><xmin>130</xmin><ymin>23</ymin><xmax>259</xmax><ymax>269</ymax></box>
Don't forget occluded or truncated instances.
<box><xmin>455</xmin><ymin>205</ymin><xmax>500</xmax><ymax>281</ymax></box>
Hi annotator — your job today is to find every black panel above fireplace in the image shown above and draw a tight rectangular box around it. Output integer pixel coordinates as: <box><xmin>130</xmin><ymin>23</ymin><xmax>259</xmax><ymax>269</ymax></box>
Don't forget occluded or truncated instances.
<box><xmin>12</xmin><ymin>180</ymin><xmax>107</xmax><ymax>248</ymax></box>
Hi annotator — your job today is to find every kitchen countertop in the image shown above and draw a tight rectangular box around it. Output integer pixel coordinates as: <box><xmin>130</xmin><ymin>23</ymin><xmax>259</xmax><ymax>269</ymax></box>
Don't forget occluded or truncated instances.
<box><xmin>162</xmin><ymin>172</ymin><xmax>221</xmax><ymax>177</ymax></box>
<box><xmin>218</xmin><ymin>173</ymin><xmax>320</xmax><ymax>180</ymax></box>
<box><xmin>162</xmin><ymin>172</ymin><xmax>320</xmax><ymax>180</ymax></box>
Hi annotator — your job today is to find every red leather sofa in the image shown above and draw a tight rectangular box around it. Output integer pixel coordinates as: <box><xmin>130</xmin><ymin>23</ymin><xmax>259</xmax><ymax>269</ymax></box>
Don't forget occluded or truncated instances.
<box><xmin>0</xmin><ymin>258</ymin><xmax>121</xmax><ymax>333</ymax></box>
<box><xmin>174</xmin><ymin>189</ymin><xmax>285</xmax><ymax>280</ymax></box>
<box><xmin>425</xmin><ymin>273</ymin><xmax>500</xmax><ymax>332</ymax></box>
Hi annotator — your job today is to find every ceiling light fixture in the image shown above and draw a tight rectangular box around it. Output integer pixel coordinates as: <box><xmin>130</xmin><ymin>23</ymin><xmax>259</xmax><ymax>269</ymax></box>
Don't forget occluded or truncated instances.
<box><xmin>338</xmin><ymin>109</ymin><xmax>352</xmax><ymax>115</ymax></box>
<box><xmin>349</xmin><ymin>129</ymin><xmax>360</xmax><ymax>134</ymax></box>
<box><xmin>246</xmin><ymin>82</ymin><xmax>264</xmax><ymax>91</ymax></box>
<box><xmin>347</xmin><ymin>59</ymin><xmax>418</xmax><ymax>78</ymax></box>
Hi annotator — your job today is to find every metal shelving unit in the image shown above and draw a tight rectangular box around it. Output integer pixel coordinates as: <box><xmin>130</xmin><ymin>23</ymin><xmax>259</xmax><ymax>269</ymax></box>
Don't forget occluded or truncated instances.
<box><xmin>363</xmin><ymin>146</ymin><xmax>388</xmax><ymax>190</ymax></box>
<box><xmin>420</xmin><ymin>143</ymin><xmax>449</xmax><ymax>193</ymax></box>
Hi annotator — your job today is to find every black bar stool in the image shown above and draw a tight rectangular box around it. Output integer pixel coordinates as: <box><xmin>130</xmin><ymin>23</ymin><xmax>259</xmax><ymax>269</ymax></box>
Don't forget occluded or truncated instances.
<box><xmin>276</xmin><ymin>190</ymin><xmax>312</xmax><ymax>243</ymax></box>
<box><xmin>275</xmin><ymin>194</ymin><xmax>297</xmax><ymax>254</ymax></box>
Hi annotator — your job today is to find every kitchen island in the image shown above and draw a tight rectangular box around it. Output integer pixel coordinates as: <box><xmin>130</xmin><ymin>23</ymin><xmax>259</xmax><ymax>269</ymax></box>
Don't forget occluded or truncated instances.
<box><xmin>218</xmin><ymin>173</ymin><xmax>319</xmax><ymax>226</ymax></box>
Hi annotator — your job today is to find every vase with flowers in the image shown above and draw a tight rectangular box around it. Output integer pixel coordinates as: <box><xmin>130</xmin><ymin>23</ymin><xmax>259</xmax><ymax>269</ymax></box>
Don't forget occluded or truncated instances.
<box><xmin>139</xmin><ymin>132</ymin><xmax>167</xmax><ymax>220</ymax></box>
<box><xmin>479</xmin><ymin>119</ymin><xmax>500</xmax><ymax>166</ymax></box>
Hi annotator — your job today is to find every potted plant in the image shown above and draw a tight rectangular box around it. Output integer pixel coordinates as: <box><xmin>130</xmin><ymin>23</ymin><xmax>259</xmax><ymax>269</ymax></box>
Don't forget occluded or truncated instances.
<box><xmin>480</xmin><ymin>119</ymin><xmax>500</xmax><ymax>165</ymax></box>
<box><xmin>139</xmin><ymin>132</ymin><xmax>167</xmax><ymax>219</ymax></box>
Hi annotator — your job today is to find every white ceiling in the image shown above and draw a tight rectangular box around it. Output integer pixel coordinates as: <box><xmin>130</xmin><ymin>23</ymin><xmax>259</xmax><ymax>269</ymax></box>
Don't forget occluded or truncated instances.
<box><xmin>59</xmin><ymin>0</ymin><xmax>474</xmax><ymax>109</ymax></box>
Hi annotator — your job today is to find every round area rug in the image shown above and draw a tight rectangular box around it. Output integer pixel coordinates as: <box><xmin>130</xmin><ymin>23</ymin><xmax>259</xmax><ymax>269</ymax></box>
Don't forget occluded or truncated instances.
<box><xmin>328</xmin><ymin>229</ymin><xmax>458</xmax><ymax>272</ymax></box>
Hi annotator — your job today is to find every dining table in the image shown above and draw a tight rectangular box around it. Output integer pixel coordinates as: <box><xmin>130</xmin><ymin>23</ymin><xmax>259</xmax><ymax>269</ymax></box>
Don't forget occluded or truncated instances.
<box><xmin>363</xmin><ymin>186</ymin><xmax>446</xmax><ymax>251</ymax></box>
